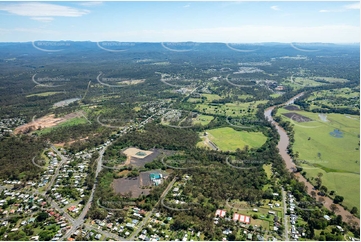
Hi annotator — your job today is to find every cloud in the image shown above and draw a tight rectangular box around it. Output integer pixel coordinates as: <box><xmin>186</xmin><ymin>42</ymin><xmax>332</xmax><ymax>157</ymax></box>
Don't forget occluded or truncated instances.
<box><xmin>78</xmin><ymin>2</ymin><xmax>103</xmax><ymax>7</ymax></box>
<box><xmin>320</xmin><ymin>2</ymin><xmax>359</xmax><ymax>13</ymax></box>
<box><xmin>78</xmin><ymin>24</ymin><xmax>359</xmax><ymax>43</ymax></box>
<box><xmin>344</xmin><ymin>2</ymin><xmax>359</xmax><ymax>10</ymax></box>
<box><xmin>183</xmin><ymin>4</ymin><xmax>190</xmax><ymax>8</ymax></box>
<box><xmin>271</xmin><ymin>6</ymin><xmax>280</xmax><ymax>11</ymax></box>
<box><xmin>30</xmin><ymin>17</ymin><xmax>54</xmax><ymax>23</ymax></box>
<box><xmin>0</xmin><ymin>2</ymin><xmax>90</xmax><ymax>19</ymax></box>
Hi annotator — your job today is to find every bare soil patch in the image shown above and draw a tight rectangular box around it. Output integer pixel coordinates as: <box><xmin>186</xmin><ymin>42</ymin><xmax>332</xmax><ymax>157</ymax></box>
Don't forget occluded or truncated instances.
<box><xmin>118</xmin><ymin>79</ymin><xmax>145</xmax><ymax>85</ymax></box>
<box><xmin>14</xmin><ymin>112</ymin><xmax>82</xmax><ymax>134</ymax></box>
<box><xmin>284</xmin><ymin>105</ymin><xmax>300</xmax><ymax>111</ymax></box>
<box><xmin>283</xmin><ymin>112</ymin><xmax>312</xmax><ymax>122</ymax></box>
<box><xmin>112</xmin><ymin>176</ymin><xmax>150</xmax><ymax>198</ymax></box>
<box><xmin>123</xmin><ymin>147</ymin><xmax>153</xmax><ymax>159</ymax></box>
<box><xmin>122</xmin><ymin>148</ymin><xmax>173</xmax><ymax>167</ymax></box>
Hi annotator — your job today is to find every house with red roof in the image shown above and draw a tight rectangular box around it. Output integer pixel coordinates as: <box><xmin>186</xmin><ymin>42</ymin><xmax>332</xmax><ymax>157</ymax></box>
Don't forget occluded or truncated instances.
<box><xmin>215</xmin><ymin>209</ymin><xmax>227</xmax><ymax>218</ymax></box>
<box><xmin>233</xmin><ymin>213</ymin><xmax>251</xmax><ymax>224</ymax></box>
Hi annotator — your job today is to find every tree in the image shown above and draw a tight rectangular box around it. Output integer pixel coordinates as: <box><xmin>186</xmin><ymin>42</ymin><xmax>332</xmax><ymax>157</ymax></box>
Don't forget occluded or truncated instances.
<box><xmin>333</xmin><ymin>195</ymin><xmax>344</xmax><ymax>204</ymax></box>
<box><xmin>320</xmin><ymin>185</ymin><xmax>328</xmax><ymax>193</ymax></box>
<box><xmin>36</xmin><ymin>212</ymin><xmax>49</xmax><ymax>222</ymax></box>
<box><xmin>330</xmin><ymin>204</ymin><xmax>339</xmax><ymax>213</ymax></box>
<box><xmin>350</xmin><ymin>207</ymin><xmax>358</xmax><ymax>215</ymax></box>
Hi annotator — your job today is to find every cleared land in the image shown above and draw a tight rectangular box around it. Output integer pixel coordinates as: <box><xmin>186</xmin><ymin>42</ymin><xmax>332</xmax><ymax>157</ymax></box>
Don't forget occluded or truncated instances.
<box><xmin>277</xmin><ymin>107</ymin><xmax>360</xmax><ymax>210</ymax></box>
<box><xmin>196</xmin><ymin>100</ymin><xmax>267</xmax><ymax>117</ymax></box>
<box><xmin>306</xmin><ymin>88</ymin><xmax>359</xmax><ymax>111</ymax></box>
<box><xmin>117</xmin><ymin>79</ymin><xmax>145</xmax><ymax>85</ymax></box>
<box><xmin>122</xmin><ymin>147</ymin><xmax>154</xmax><ymax>167</ymax></box>
<box><xmin>26</xmin><ymin>91</ymin><xmax>62</xmax><ymax>97</ymax></box>
<box><xmin>202</xmin><ymin>93</ymin><xmax>222</xmax><ymax>101</ymax></box>
<box><xmin>201</xmin><ymin>127</ymin><xmax>267</xmax><ymax>151</ymax></box>
<box><xmin>112</xmin><ymin>176</ymin><xmax>150</xmax><ymax>198</ymax></box>
<box><xmin>192</xmin><ymin>114</ymin><xmax>214</xmax><ymax>126</ymax></box>
<box><xmin>14</xmin><ymin>112</ymin><xmax>85</xmax><ymax>134</ymax></box>
<box><xmin>283</xmin><ymin>76</ymin><xmax>349</xmax><ymax>90</ymax></box>
<box><xmin>34</xmin><ymin>117</ymin><xmax>89</xmax><ymax>135</ymax></box>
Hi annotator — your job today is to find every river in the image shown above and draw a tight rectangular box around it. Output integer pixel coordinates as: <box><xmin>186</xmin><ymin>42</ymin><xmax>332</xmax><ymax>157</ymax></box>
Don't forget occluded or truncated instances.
<box><xmin>264</xmin><ymin>93</ymin><xmax>360</xmax><ymax>227</ymax></box>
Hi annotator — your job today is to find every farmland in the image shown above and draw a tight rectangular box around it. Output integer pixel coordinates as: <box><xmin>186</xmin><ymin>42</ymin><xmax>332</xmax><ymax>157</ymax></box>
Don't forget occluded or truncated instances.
<box><xmin>196</xmin><ymin>100</ymin><xmax>267</xmax><ymax>117</ymax></box>
<box><xmin>305</xmin><ymin>87</ymin><xmax>360</xmax><ymax>111</ymax></box>
<box><xmin>276</xmin><ymin>107</ymin><xmax>360</xmax><ymax>210</ymax></box>
<box><xmin>201</xmin><ymin>127</ymin><xmax>267</xmax><ymax>151</ymax></box>
<box><xmin>192</xmin><ymin>114</ymin><xmax>214</xmax><ymax>126</ymax></box>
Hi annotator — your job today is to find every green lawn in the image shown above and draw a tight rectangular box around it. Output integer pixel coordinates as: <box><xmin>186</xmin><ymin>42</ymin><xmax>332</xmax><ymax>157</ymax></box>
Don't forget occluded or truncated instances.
<box><xmin>306</xmin><ymin>88</ymin><xmax>359</xmax><ymax>111</ymax></box>
<box><xmin>196</xmin><ymin>100</ymin><xmax>267</xmax><ymax>117</ymax></box>
<box><xmin>305</xmin><ymin>168</ymin><xmax>360</xmax><ymax>211</ymax></box>
<box><xmin>312</xmin><ymin>76</ymin><xmax>349</xmax><ymax>83</ymax></box>
<box><xmin>238</xmin><ymin>94</ymin><xmax>254</xmax><ymax>100</ymax></box>
<box><xmin>263</xmin><ymin>164</ymin><xmax>272</xmax><ymax>180</ymax></box>
<box><xmin>204</xmin><ymin>127</ymin><xmax>267</xmax><ymax>151</ymax></box>
<box><xmin>270</xmin><ymin>93</ymin><xmax>281</xmax><ymax>98</ymax></box>
<box><xmin>26</xmin><ymin>91</ymin><xmax>61</xmax><ymax>97</ymax></box>
<box><xmin>192</xmin><ymin>114</ymin><xmax>214</xmax><ymax>126</ymax></box>
<box><xmin>201</xmin><ymin>93</ymin><xmax>222</xmax><ymax>101</ymax></box>
<box><xmin>277</xmin><ymin>108</ymin><xmax>360</xmax><ymax>210</ymax></box>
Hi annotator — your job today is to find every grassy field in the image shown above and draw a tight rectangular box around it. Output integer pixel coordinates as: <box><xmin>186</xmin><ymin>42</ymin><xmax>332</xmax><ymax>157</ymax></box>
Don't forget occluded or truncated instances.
<box><xmin>196</xmin><ymin>100</ymin><xmax>267</xmax><ymax>117</ymax></box>
<box><xmin>201</xmin><ymin>93</ymin><xmax>222</xmax><ymax>101</ymax></box>
<box><xmin>312</xmin><ymin>76</ymin><xmax>349</xmax><ymax>83</ymax></box>
<box><xmin>192</xmin><ymin>114</ymin><xmax>214</xmax><ymax>126</ymax></box>
<box><xmin>305</xmin><ymin>168</ymin><xmax>360</xmax><ymax>211</ymax></box>
<box><xmin>187</xmin><ymin>98</ymin><xmax>202</xmax><ymax>103</ymax></box>
<box><xmin>306</xmin><ymin>88</ymin><xmax>359</xmax><ymax>111</ymax></box>
<box><xmin>34</xmin><ymin>117</ymin><xmax>89</xmax><ymax>135</ymax></box>
<box><xmin>283</xmin><ymin>76</ymin><xmax>349</xmax><ymax>90</ymax></box>
<box><xmin>203</xmin><ymin>127</ymin><xmax>267</xmax><ymax>151</ymax></box>
<box><xmin>277</xmin><ymin>108</ymin><xmax>360</xmax><ymax>210</ymax></box>
<box><xmin>238</xmin><ymin>94</ymin><xmax>254</xmax><ymax>100</ymax></box>
<box><xmin>26</xmin><ymin>91</ymin><xmax>62</xmax><ymax>97</ymax></box>
<box><xmin>270</xmin><ymin>93</ymin><xmax>281</xmax><ymax>98</ymax></box>
<box><xmin>263</xmin><ymin>164</ymin><xmax>272</xmax><ymax>180</ymax></box>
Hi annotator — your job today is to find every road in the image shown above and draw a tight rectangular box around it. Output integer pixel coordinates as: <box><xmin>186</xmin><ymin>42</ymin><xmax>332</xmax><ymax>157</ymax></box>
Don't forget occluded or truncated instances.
<box><xmin>60</xmin><ymin>145</ymin><xmax>107</xmax><ymax>240</ymax></box>
<box><xmin>282</xmin><ymin>188</ymin><xmax>289</xmax><ymax>241</ymax></box>
<box><xmin>44</xmin><ymin>145</ymin><xmax>68</xmax><ymax>196</ymax></box>
<box><xmin>84</xmin><ymin>224</ymin><xmax>127</xmax><ymax>241</ymax></box>
<box><xmin>130</xmin><ymin>176</ymin><xmax>177</xmax><ymax>240</ymax></box>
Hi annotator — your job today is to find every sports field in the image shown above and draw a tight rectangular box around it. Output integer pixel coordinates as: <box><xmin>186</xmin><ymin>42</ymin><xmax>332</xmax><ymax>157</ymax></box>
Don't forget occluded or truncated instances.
<box><xmin>277</xmin><ymin>107</ymin><xmax>360</xmax><ymax>210</ymax></box>
<box><xmin>203</xmin><ymin>127</ymin><xmax>267</xmax><ymax>151</ymax></box>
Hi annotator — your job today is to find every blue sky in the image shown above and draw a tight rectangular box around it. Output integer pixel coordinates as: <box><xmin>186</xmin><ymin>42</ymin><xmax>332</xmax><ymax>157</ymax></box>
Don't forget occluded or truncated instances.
<box><xmin>0</xmin><ymin>1</ymin><xmax>359</xmax><ymax>43</ymax></box>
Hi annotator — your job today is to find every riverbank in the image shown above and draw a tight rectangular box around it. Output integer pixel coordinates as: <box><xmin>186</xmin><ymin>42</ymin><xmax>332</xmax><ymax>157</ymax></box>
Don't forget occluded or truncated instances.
<box><xmin>264</xmin><ymin>93</ymin><xmax>360</xmax><ymax>227</ymax></box>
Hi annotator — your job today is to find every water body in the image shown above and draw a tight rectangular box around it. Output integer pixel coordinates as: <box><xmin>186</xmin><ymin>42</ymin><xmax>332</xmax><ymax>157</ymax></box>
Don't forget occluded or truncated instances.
<box><xmin>264</xmin><ymin>92</ymin><xmax>304</xmax><ymax>171</ymax></box>
<box><xmin>264</xmin><ymin>93</ymin><xmax>360</xmax><ymax>226</ymax></box>
<box><xmin>53</xmin><ymin>98</ymin><xmax>80</xmax><ymax>108</ymax></box>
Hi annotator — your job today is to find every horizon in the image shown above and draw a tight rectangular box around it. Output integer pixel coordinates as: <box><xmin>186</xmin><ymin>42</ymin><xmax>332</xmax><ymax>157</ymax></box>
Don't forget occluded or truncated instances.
<box><xmin>0</xmin><ymin>1</ymin><xmax>359</xmax><ymax>43</ymax></box>
<box><xmin>1</xmin><ymin>41</ymin><xmax>360</xmax><ymax>44</ymax></box>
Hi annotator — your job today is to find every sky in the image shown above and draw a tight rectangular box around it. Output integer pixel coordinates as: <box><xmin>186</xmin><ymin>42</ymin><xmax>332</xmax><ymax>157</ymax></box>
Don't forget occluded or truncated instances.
<box><xmin>0</xmin><ymin>1</ymin><xmax>359</xmax><ymax>43</ymax></box>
